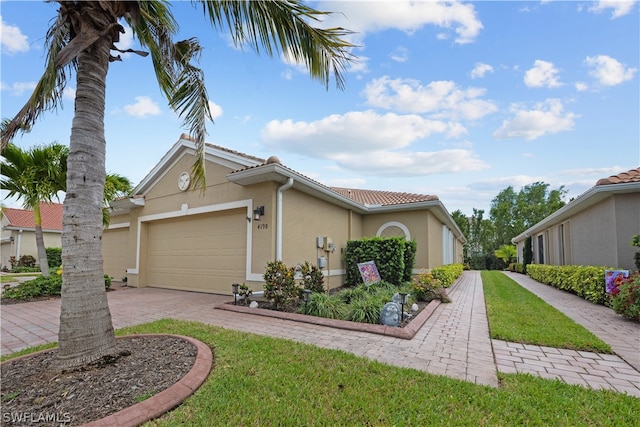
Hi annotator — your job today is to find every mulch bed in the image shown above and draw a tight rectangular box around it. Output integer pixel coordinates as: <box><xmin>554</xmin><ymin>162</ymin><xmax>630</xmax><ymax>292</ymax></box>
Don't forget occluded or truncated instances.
<box><xmin>1</xmin><ymin>336</ymin><xmax>196</xmax><ymax>426</ymax></box>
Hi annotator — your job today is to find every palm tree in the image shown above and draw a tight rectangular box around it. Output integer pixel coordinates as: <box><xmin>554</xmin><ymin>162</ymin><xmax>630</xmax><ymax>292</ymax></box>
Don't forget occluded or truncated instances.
<box><xmin>103</xmin><ymin>173</ymin><xmax>133</xmax><ymax>227</ymax></box>
<box><xmin>1</xmin><ymin>1</ymin><xmax>353</xmax><ymax>369</ymax></box>
<box><xmin>1</xmin><ymin>142</ymin><xmax>69</xmax><ymax>278</ymax></box>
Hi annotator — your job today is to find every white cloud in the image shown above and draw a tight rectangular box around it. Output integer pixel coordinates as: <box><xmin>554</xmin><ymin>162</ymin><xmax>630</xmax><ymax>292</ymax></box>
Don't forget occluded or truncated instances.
<box><xmin>0</xmin><ymin>81</ymin><xmax>36</xmax><ymax>96</ymax></box>
<box><xmin>363</xmin><ymin>76</ymin><xmax>497</xmax><ymax>120</ymax></box>
<box><xmin>470</xmin><ymin>62</ymin><xmax>494</xmax><ymax>79</ymax></box>
<box><xmin>123</xmin><ymin>96</ymin><xmax>161</xmax><ymax>117</ymax></box>
<box><xmin>63</xmin><ymin>86</ymin><xmax>76</xmax><ymax>100</ymax></box>
<box><xmin>260</xmin><ymin>110</ymin><xmax>488</xmax><ymax>177</ymax></box>
<box><xmin>0</xmin><ymin>17</ymin><xmax>29</xmax><ymax>54</ymax></box>
<box><xmin>493</xmin><ymin>99</ymin><xmax>579</xmax><ymax>140</ymax></box>
<box><xmin>587</xmin><ymin>1</ymin><xmax>638</xmax><ymax>19</ymax></box>
<box><xmin>262</xmin><ymin>110</ymin><xmax>453</xmax><ymax>155</ymax></box>
<box><xmin>390</xmin><ymin>46</ymin><xmax>409</xmax><ymax>63</ymax></box>
<box><xmin>331</xmin><ymin>149</ymin><xmax>488</xmax><ymax>176</ymax></box>
<box><xmin>574</xmin><ymin>82</ymin><xmax>589</xmax><ymax>91</ymax></box>
<box><xmin>316</xmin><ymin>0</ymin><xmax>483</xmax><ymax>45</ymax></box>
<box><xmin>584</xmin><ymin>55</ymin><xmax>637</xmax><ymax>86</ymax></box>
<box><xmin>208</xmin><ymin>101</ymin><xmax>223</xmax><ymax>120</ymax></box>
<box><xmin>524</xmin><ymin>60</ymin><xmax>562</xmax><ymax>88</ymax></box>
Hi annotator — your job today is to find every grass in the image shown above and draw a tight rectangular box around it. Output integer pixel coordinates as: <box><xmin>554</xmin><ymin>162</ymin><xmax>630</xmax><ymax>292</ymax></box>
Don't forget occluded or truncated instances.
<box><xmin>0</xmin><ymin>273</ymin><xmax>41</xmax><ymax>283</ymax></box>
<box><xmin>2</xmin><ymin>319</ymin><xmax>638</xmax><ymax>425</ymax></box>
<box><xmin>482</xmin><ymin>271</ymin><xmax>612</xmax><ymax>353</ymax></box>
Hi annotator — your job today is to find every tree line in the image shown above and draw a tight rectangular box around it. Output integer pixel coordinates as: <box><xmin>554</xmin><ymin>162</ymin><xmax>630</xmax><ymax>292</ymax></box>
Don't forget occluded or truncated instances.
<box><xmin>451</xmin><ymin>182</ymin><xmax>567</xmax><ymax>270</ymax></box>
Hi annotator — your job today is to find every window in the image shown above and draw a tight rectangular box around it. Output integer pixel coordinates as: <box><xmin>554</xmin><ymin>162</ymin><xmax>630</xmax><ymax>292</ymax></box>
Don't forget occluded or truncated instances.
<box><xmin>537</xmin><ymin>234</ymin><xmax>545</xmax><ymax>264</ymax></box>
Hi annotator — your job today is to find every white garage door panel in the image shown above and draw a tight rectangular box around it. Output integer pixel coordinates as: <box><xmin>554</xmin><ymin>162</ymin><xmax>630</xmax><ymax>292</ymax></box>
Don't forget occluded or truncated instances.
<box><xmin>147</xmin><ymin>209</ymin><xmax>246</xmax><ymax>293</ymax></box>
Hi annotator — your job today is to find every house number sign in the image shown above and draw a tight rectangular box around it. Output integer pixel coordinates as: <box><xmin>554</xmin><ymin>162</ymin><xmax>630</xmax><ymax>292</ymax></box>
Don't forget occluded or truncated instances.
<box><xmin>257</xmin><ymin>223</ymin><xmax>268</xmax><ymax>230</ymax></box>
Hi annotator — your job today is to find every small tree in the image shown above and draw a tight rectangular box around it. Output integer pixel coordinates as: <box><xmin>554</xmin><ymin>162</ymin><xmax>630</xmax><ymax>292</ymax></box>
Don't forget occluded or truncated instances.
<box><xmin>494</xmin><ymin>244</ymin><xmax>517</xmax><ymax>265</ymax></box>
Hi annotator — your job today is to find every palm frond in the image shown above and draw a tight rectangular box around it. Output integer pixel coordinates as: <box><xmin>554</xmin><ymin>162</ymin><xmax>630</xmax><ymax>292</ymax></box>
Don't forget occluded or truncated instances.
<box><xmin>1</xmin><ymin>10</ymin><xmax>72</xmax><ymax>151</ymax></box>
<box><xmin>194</xmin><ymin>0</ymin><xmax>355</xmax><ymax>89</ymax></box>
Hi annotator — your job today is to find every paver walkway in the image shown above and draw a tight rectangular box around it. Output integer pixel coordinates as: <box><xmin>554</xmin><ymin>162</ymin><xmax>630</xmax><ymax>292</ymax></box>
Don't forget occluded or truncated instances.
<box><xmin>2</xmin><ymin>271</ymin><xmax>639</xmax><ymax>397</ymax></box>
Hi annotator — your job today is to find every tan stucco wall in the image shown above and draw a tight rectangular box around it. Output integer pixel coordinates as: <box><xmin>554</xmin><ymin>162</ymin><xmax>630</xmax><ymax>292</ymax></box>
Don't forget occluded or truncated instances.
<box><xmin>104</xmin><ymin>148</ymin><xmax>465</xmax><ymax>294</ymax></box>
<box><xmin>102</xmin><ymin>226</ymin><xmax>129</xmax><ymax>280</ymax></box>
<box><xmin>0</xmin><ymin>230</ymin><xmax>61</xmax><ymax>269</ymax></box>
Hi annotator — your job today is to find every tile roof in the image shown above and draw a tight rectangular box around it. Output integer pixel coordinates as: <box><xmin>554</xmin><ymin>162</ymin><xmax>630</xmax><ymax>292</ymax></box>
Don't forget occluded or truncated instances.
<box><xmin>596</xmin><ymin>167</ymin><xmax>640</xmax><ymax>186</ymax></box>
<box><xmin>331</xmin><ymin>187</ymin><xmax>439</xmax><ymax>206</ymax></box>
<box><xmin>2</xmin><ymin>202</ymin><xmax>63</xmax><ymax>231</ymax></box>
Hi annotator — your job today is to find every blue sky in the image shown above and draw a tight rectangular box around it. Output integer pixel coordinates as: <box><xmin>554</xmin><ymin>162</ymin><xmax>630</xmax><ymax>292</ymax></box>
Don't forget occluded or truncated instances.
<box><xmin>1</xmin><ymin>0</ymin><xmax>638</xmax><ymax>216</ymax></box>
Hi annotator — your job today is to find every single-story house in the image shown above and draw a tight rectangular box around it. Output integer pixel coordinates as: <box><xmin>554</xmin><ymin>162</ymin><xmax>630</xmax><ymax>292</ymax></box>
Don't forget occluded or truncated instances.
<box><xmin>512</xmin><ymin>167</ymin><xmax>640</xmax><ymax>271</ymax></box>
<box><xmin>0</xmin><ymin>202</ymin><xmax>63</xmax><ymax>270</ymax></box>
<box><xmin>104</xmin><ymin>134</ymin><xmax>466</xmax><ymax>294</ymax></box>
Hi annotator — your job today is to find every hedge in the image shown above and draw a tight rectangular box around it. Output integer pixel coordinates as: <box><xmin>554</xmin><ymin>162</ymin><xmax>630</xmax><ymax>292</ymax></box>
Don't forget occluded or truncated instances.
<box><xmin>525</xmin><ymin>264</ymin><xmax>616</xmax><ymax>305</ymax></box>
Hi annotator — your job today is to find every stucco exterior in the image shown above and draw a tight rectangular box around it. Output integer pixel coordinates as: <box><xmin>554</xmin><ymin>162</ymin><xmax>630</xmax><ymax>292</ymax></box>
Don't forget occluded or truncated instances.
<box><xmin>1</xmin><ymin>203</ymin><xmax>63</xmax><ymax>270</ymax></box>
<box><xmin>104</xmin><ymin>135</ymin><xmax>466</xmax><ymax>294</ymax></box>
<box><xmin>512</xmin><ymin>169</ymin><xmax>640</xmax><ymax>271</ymax></box>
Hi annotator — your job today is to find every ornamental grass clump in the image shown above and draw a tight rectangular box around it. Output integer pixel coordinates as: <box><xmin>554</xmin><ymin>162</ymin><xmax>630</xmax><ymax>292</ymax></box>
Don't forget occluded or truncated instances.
<box><xmin>305</xmin><ymin>292</ymin><xmax>346</xmax><ymax>319</ymax></box>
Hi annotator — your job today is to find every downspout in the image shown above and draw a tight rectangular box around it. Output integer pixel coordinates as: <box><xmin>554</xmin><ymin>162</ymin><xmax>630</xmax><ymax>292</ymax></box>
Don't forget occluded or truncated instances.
<box><xmin>276</xmin><ymin>178</ymin><xmax>294</xmax><ymax>261</ymax></box>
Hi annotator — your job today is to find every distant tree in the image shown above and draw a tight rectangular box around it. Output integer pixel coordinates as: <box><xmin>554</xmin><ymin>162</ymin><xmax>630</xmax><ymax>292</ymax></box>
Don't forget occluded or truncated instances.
<box><xmin>489</xmin><ymin>186</ymin><xmax>517</xmax><ymax>247</ymax></box>
<box><xmin>451</xmin><ymin>209</ymin><xmax>470</xmax><ymax>261</ymax></box>
<box><xmin>1</xmin><ymin>142</ymin><xmax>68</xmax><ymax>277</ymax></box>
<box><xmin>513</xmin><ymin>182</ymin><xmax>567</xmax><ymax>233</ymax></box>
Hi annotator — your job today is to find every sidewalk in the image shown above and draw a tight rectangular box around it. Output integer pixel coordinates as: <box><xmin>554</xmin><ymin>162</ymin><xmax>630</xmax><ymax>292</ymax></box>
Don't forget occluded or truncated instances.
<box><xmin>1</xmin><ymin>271</ymin><xmax>639</xmax><ymax>397</ymax></box>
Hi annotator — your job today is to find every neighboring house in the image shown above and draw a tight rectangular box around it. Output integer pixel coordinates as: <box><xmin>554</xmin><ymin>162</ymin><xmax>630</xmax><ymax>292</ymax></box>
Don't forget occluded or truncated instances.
<box><xmin>0</xmin><ymin>202</ymin><xmax>63</xmax><ymax>270</ymax></box>
<box><xmin>104</xmin><ymin>135</ymin><xmax>466</xmax><ymax>294</ymax></box>
<box><xmin>512</xmin><ymin>167</ymin><xmax>640</xmax><ymax>271</ymax></box>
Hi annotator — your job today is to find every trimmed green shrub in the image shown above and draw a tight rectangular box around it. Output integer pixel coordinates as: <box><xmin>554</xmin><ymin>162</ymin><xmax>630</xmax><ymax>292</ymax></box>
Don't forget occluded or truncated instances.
<box><xmin>45</xmin><ymin>247</ymin><xmax>62</xmax><ymax>270</ymax></box>
<box><xmin>508</xmin><ymin>263</ymin><xmax>525</xmax><ymax>273</ymax></box>
<box><xmin>2</xmin><ymin>274</ymin><xmax>112</xmax><ymax>300</ymax></box>
<box><xmin>526</xmin><ymin>264</ymin><xmax>615</xmax><ymax>305</ymax></box>
<box><xmin>344</xmin><ymin>237</ymin><xmax>416</xmax><ymax>287</ymax></box>
<box><xmin>430</xmin><ymin>264</ymin><xmax>464</xmax><ymax>288</ymax></box>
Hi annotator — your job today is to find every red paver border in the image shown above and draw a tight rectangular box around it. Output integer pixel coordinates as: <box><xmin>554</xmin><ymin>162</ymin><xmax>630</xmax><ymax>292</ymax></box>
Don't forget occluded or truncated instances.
<box><xmin>1</xmin><ymin>334</ymin><xmax>213</xmax><ymax>427</ymax></box>
<box><xmin>217</xmin><ymin>299</ymin><xmax>441</xmax><ymax>339</ymax></box>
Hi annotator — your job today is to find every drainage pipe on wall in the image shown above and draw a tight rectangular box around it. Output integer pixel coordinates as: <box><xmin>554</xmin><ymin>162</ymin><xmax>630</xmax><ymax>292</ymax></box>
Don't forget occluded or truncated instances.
<box><xmin>276</xmin><ymin>177</ymin><xmax>294</xmax><ymax>261</ymax></box>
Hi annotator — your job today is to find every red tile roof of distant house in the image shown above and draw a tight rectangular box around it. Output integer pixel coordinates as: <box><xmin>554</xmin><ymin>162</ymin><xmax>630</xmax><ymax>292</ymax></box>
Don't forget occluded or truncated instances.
<box><xmin>596</xmin><ymin>167</ymin><xmax>640</xmax><ymax>186</ymax></box>
<box><xmin>331</xmin><ymin>187</ymin><xmax>438</xmax><ymax>206</ymax></box>
<box><xmin>2</xmin><ymin>202</ymin><xmax>63</xmax><ymax>231</ymax></box>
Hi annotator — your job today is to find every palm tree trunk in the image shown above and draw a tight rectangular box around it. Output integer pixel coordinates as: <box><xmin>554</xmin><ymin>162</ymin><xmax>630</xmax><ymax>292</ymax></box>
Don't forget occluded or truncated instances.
<box><xmin>33</xmin><ymin>203</ymin><xmax>51</xmax><ymax>278</ymax></box>
<box><xmin>57</xmin><ymin>25</ymin><xmax>116</xmax><ymax>369</ymax></box>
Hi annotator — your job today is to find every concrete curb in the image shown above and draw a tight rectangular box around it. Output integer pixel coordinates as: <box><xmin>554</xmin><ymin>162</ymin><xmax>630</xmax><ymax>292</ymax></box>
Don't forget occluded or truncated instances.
<box><xmin>83</xmin><ymin>334</ymin><xmax>212</xmax><ymax>427</ymax></box>
<box><xmin>217</xmin><ymin>298</ymin><xmax>442</xmax><ymax>339</ymax></box>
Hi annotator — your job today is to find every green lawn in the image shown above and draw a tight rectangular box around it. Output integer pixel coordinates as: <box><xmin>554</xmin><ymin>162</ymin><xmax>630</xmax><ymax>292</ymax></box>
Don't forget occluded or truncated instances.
<box><xmin>3</xmin><ymin>299</ymin><xmax>637</xmax><ymax>425</ymax></box>
<box><xmin>482</xmin><ymin>271</ymin><xmax>612</xmax><ymax>353</ymax></box>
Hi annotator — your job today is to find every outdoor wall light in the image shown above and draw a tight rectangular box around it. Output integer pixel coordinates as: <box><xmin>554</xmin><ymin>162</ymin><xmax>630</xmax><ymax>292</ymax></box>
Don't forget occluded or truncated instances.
<box><xmin>253</xmin><ymin>206</ymin><xmax>264</xmax><ymax>221</ymax></box>
<box><xmin>302</xmin><ymin>289</ymin><xmax>312</xmax><ymax>314</ymax></box>
<box><xmin>232</xmin><ymin>283</ymin><xmax>239</xmax><ymax>305</ymax></box>
<box><xmin>399</xmin><ymin>293</ymin><xmax>409</xmax><ymax>326</ymax></box>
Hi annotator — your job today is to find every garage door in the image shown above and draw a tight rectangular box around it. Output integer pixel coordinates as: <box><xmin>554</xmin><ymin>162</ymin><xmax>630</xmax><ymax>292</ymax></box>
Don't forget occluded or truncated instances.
<box><xmin>103</xmin><ymin>227</ymin><xmax>129</xmax><ymax>281</ymax></box>
<box><xmin>146</xmin><ymin>209</ymin><xmax>246</xmax><ymax>293</ymax></box>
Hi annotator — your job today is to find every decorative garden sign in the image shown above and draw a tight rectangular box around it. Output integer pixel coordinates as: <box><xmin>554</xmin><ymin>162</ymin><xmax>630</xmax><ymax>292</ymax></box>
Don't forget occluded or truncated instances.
<box><xmin>357</xmin><ymin>261</ymin><xmax>381</xmax><ymax>286</ymax></box>
<box><xmin>605</xmin><ymin>270</ymin><xmax>629</xmax><ymax>294</ymax></box>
